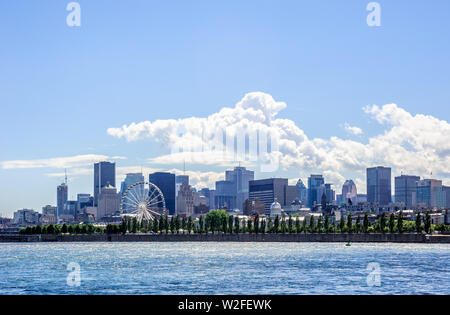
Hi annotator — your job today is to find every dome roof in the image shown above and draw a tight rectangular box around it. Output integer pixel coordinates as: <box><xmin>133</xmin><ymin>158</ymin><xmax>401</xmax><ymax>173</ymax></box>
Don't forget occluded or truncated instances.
<box><xmin>270</xmin><ymin>201</ymin><xmax>281</xmax><ymax>210</ymax></box>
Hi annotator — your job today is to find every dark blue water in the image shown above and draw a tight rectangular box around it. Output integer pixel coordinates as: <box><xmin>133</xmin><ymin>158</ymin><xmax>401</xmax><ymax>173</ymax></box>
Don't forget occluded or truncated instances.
<box><xmin>0</xmin><ymin>242</ymin><xmax>449</xmax><ymax>295</ymax></box>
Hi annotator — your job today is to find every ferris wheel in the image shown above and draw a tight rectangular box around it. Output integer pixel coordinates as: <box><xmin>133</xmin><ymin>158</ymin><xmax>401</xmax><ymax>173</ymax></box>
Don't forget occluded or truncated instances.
<box><xmin>120</xmin><ymin>181</ymin><xmax>166</xmax><ymax>222</ymax></box>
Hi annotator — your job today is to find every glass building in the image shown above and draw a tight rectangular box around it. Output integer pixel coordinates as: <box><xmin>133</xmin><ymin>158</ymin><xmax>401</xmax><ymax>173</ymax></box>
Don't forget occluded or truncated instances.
<box><xmin>367</xmin><ymin>167</ymin><xmax>392</xmax><ymax>205</ymax></box>
<box><xmin>395</xmin><ymin>175</ymin><xmax>420</xmax><ymax>207</ymax></box>
<box><xmin>149</xmin><ymin>172</ymin><xmax>176</xmax><ymax>215</ymax></box>
<box><xmin>94</xmin><ymin>161</ymin><xmax>116</xmax><ymax>207</ymax></box>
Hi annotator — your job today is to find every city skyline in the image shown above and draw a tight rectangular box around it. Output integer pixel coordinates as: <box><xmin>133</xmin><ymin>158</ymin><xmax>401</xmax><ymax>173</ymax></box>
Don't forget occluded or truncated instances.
<box><xmin>2</xmin><ymin>1</ymin><xmax>450</xmax><ymax>215</ymax></box>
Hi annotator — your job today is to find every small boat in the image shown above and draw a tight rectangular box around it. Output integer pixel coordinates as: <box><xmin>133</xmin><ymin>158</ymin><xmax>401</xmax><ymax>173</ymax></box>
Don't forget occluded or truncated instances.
<box><xmin>346</xmin><ymin>241</ymin><xmax>351</xmax><ymax>247</ymax></box>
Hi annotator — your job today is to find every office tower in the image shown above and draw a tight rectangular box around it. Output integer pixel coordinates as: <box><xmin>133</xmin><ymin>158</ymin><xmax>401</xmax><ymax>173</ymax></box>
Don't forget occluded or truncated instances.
<box><xmin>42</xmin><ymin>205</ymin><xmax>57</xmax><ymax>217</ymax></box>
<box><xmin>63</xmin><ymin>200</ymin><xmax>77</xmax><ymax>217</ymax></box>
<box><xmin>215</xmin><ymin>181</ymin><xmax>236</xmax><ymax>210</ymax></box>
<box><xmin>120</xmin><ymin>173</ymin><xmax>145</xmax><ymax>196</ymax></box>
<box><xmin>367</xmin><ymin>167</ymin><xmax>392</xmax><ymax>205</ymax></box>
<box><xmin>296</xmin><ymin>179</ymin><xmax>308</xmax><ymax>205</ymax></box>
<box><xmin>94</xmin><ymin>162</ymin><xmax>116</xmax><ymax>207</ymax></box>
<box><xmin>76</xmin><ymin>194</ymin><xmax>93</xmax><ymax>214</ymax></box>
<box><xmin>416</xmin><ymin>179</ymin><xmax>445</xmax><ymax>207</ymax></box>
<box><xmin>342</xmin><ymin>180</ymin><xmax>358</xmax><ymax>205</ymax></box>
<box><xmin>13</xmin><ymin>209</ymin><xmax>40</xmax><ymax>226</ymax></box>
<box><xmin>97</xmin><ymin>185</ymin><xmax>120</xmax><ymax>219</ymax></box>
<box><xmin>395</xmin><ymin>175</ymin><xmax>420</xmax><ymax>207</ymax></box>
<box><xmin>317</xmin><ymin>183</ymin><xmax>335</xmax><ymax>205</ymax></box>
<box><xmin>225</xmin><ymin>167</ymin><xmax>255</xmax><ymax>211</ymax></box>
<box><xmin>176</xmin><ymin>182</ymin><xmax>194</xmax><ymax>217</ymax></box>
<box><xmin>443</xmin><ymin>186</ymin><xmax>450</xmax><ymax>208</ymax></box>
<box><xmin>249</xmin><ymin>178</ymin><xmax>296</xmax><ymax>215</ymax></box>
<box><xmin>149</xmin><ymin>172</ymin><xmax>176</xmax><ymax>215</ymax></box>
<box><xmin>176</xmin><ymin>175</ymin><xmax>189</xmax><ymax>185</ymax></box>
<box><xmin>307</xmin><ymin>175</ymin><xmax>324</xmax><ymax>207</ymax></box>
<box><xmin>57</xmin><ymin>183</ymin><xmax>68</xmax><ymax>218</ymax></box>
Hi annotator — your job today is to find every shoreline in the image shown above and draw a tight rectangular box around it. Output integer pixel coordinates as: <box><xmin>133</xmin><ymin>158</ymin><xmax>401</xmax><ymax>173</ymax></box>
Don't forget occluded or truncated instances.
<box><xmin>1</xmin><ymin>233</ymin><xmax>450</xmax><ymax>243</ymax></box>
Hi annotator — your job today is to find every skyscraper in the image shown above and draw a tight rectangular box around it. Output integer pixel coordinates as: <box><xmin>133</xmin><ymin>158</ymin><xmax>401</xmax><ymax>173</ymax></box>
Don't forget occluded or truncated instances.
<box><xmin>367</xmin><ymin>166</ymin><xmax>392</xmax><ymax>205</ymax></box>
<box><xmin>341</xmin><ymin>180</ymin><xmax>358</xmax><ymax>205</ymax></box>
<box><xmin>94</xmin><ymin>162</ymin><xmax>116</xmax><ymax>207</ymax></box>
<box><xmin>176</xmin><ymin>182</ymin><xmax>194</xmax><ymax>217</ymax></box>
<box><xmin>97</xmin><ymin>185</ymin><xmax>120</xmax><ymax>219</ymax></box>
<box><xmin>225</xmin><ymin>167</ymin><xmax>255</xmax><ymax>211</ymax></box>
<box><xmin>149</xmin><ymin>172</ymin><xmax>176</xmax><ymax>215</ymax></box>
<box><xmin>249</xmin><ymin>178</ymin><xmax>297</xmax><ymax>215</ymax></box>
<box><xmin>307</xmin><ymin>175</ymin><xmax>324</xmax><ymax>207</ymax></box>
<box><xmin>57</xmin><ymin>183</ymin><xmax>68</xmax><ymax>218</ymax></box>
<box><xmin>296</xmin><ymin>179</ymin><xmax>308</xmax><ymax>205</ymax></box>
<box><xmin>395</xmin><ymin>175</ymin><xmax>420</xmax><ymax>207</ymax></box>
<box><xmin>416</xmin><ymin>179</ymin><xmax>445</xmax><ymax>207</ymax></box>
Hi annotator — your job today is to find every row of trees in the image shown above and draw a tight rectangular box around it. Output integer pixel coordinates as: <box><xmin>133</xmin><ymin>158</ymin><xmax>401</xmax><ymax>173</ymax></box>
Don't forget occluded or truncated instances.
<box><xmin>20</xmin><ymin>223</ymin><xmax>102</xmax><ymax>235</ymax></box>
<box><xmin>20</xmin><ymin>210</ymin><xmax>446</xmax><ymax>236</ymax></box>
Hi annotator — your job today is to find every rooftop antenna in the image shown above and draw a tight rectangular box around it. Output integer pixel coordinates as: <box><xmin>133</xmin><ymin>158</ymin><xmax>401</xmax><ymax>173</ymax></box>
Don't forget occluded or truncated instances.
<box><xmin>64</xmin><ymin>169</ymin><xmax>68</xmax><ymax>185</ymax></box>
<box><xmin>183</xmin><ymin>159</ymin><xmax>186</xmax><ymax>175</ymax></box>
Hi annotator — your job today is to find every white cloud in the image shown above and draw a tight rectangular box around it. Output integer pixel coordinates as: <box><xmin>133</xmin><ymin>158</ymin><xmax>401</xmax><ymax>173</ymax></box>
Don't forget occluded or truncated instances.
<box><xmin>107</xmin><ymin>92</ymin><xmax>450</xmax><ymax>192</ymax></box>
<box><xmin>1</xmin><ymin>154</ymin><xmax>118</xmax><ymax>170</ymax></box>
<box><xmin>343</xmin><ymin>123</ymin><xmax>363</xmax><ymax>135</ymax></box>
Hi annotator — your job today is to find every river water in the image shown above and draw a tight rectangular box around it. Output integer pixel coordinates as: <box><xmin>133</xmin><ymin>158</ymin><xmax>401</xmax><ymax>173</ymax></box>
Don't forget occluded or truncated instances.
<box><xmin>0</xmin><ymin>242</ymin><xmax>449</xmax><ymax>295</ymax></box>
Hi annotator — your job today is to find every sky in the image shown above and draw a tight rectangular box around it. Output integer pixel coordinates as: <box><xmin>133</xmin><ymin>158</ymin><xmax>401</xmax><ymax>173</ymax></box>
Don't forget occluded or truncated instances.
<box><xmin>1</xmin><ymin>0</ymin><xmax>450</xmax><ymax>217</ymax></box>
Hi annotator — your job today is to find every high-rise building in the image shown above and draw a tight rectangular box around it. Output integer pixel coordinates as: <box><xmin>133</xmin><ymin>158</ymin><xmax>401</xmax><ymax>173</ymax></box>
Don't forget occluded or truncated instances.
<box><xmin>176</xmin><ymin>182</ymin><xmax>194</xmax><ymax>217</ymax></box>
<box><xmin>416</xmin><ymin>179</ymin><xmax>445</xmax><ymax>208</ymax></box>
<box><xmin>443</xmin><ymin>186</ymin><xmax>450</xmax><ymax>208</ymax></box>
<box><xmin>341</xmin><ymin>180</ymin><xmax>358</xmax><ymax>205</ymax></box>
<box><xmin>57</xmin><ymin>183</ymin><xmax>68</xmax><ymax>218</ymax></box>
<box><xmin>215</xmin><ymin>181</ymin><xmax>236</xmax><ymax>210</ymax></box>
<box><xmin>97</xmin><ymin>185</ymin><xmax>120</xmax><ymax>219</ymax></box>
<box><xmin>317</xmin><ymin>183</ymin><xmax>335</xmax><ymax>205</ymax></box>
<box><xmin>94</xmin><ymin>162</ymin><xmax>116</xmax><ymax>207</ymax></box>
<box><xmin>395</xmin><ymin>175</ymin><xmax>420</xmax><ymax>207</ymax></box>
<box><xmin>249</xmin><ymin>178</ymin><xmax>297</xmax><ymax>215</ymax></box>
<box><xmin>225</xmin><ymin>167</ymin><xmax>255</xmax><ymax>211</ymax></box>
<box><xmin>42</xmin><ymin>205</ymin><xmax>57</xmax><ymax>217</ymax></box>
<box><xmin>307</xmin><ymin>175</ymin><xmax>324</xmax><ymax>207</ymax></box>
<box><xmin>367</xmin><ymin>167</ymin><xmax>392</xmax><ymax>205</ymax></box>
<box><xmin>149</xmin><ymin>172</ymin><xmax>176</xmax><ymax>215</ymax></box>
<box><xmin>76</xmin><ymin>194</ymin><xmax>93</xmax><ymax>213</ymax></box>
<box><xmin>296</xmin><ymin>179</ymin><xmax>308</xmax><ymax>205</ymax></box>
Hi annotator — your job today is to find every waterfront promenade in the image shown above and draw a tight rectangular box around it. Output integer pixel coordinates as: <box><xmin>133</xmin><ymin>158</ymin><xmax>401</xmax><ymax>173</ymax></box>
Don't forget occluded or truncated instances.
<box><xmin>1</xmin><ymin>233</ymin><xmax>449</xmax><ymax>243</ymax></box>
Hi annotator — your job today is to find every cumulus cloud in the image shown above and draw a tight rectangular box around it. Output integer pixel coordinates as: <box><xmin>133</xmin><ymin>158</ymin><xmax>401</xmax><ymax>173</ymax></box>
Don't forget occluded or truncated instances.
<box><xmin>0</xmin><ymin>154</ymin><xmax>124</xmax><ymax>170</ymax></box>
<box><xmin>343</xmin><ymin>123</ymin><xmax>363</xmax><ymax>135</ymax></box>
<box><xmin>107</xmin><ymin>92</ymin><xmax>450</xmax><ymax>191</ymax></box>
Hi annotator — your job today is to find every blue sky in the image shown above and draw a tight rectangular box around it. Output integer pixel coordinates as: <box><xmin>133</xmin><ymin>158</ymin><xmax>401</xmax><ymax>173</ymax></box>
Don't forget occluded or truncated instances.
<box><xmin>1</xmin><ymin>0</ymin><xmax>450</xmax><ymax>216</ymax></box>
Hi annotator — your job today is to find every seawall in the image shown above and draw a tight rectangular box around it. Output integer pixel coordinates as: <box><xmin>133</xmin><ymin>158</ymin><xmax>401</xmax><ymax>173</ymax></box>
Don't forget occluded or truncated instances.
<box><xmin>1</xmin><ymin>233</ymin><xmax>450</xmax><ymax>243</ymax></box>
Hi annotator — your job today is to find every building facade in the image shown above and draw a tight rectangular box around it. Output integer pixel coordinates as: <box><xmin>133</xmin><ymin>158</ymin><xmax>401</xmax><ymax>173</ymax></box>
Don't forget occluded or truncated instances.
<box><xmin>308</xmin><ymin>175</ymin><xmax>324</xmax><ymax>207</ymax></box>
<box><xmin>176</xmin><ymin>182</ymin><xmax>194</xmax><ymax>217</ymax></box>
<box><xmin>57</xmin><ymin>183</ymin><xmax>68</xmax><ymax>218</ymax></box>
<box><xmin>395</xmin><ymin>175</ymin><xmax>420</xmax><ymax>208</ymax></box>
<box><xmin>367</xmin><ymin>166</ymin><xmax>392</xmax><ymax>205</ymax></box>
<box><xmin>341</xmin><ymin>180</ymin><xmax>358</xmax><ymax>205</ymax></box>
<box><xmin>149</xmin><ymin>172</ymin><xmax>176</xmax><ymax>215</ymax></box>
<box><xmin>94</xmin><ymin>161</ymin><xmax>116</xmax><ymax>207</ymax></box>
<box><xmin>249</xmin><ymin>178</ymin><xmax>297</xmax><ymax>215</ymax></box>
<box><xmin>97</xmin><ymin>185</ymin><xmax>120</xmax><ymax>219</ymax></box>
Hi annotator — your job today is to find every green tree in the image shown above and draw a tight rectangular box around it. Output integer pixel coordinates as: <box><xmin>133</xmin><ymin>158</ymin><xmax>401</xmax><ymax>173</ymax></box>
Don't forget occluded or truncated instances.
<box><xmin>170</xmin><ymin>216</ymin><xmax>175</xmax><ymax>234</ymax></box>
<box><xmin>415</xmin><ymin>213</ymin><xmax>422</xmax><ymax>233</ymax></box>
<box><xmin>424</xmin><ymin>212</ymin><xmax>431</xmax><ymax>234</ymax></box>
<box><xmin>339</xmin><ymin>216</ymin><xmax>345</xmax><ymax>233</ymax></box>
<box><xmin>153</xmin><ymin>217</ymin><xmax>159</xmax><ymax>233</ymax></box>
<box><xmin>317</xmin><ymin>216</ymin><xmax>323</xmax><ymax>234</ymax></box>
<box><xmin>355</xmin><ymin>216</ymin><xmax>361</xmax><ymax>234</ymax></box>
<box><xmin>302</xmin><ymin>217</ymin><xmax>307</xmax><ymax>234</ymax></box>
<box><xmin>81</xmin><ymin>224</ymin><xmax>88</xmax><ymax>234</ymax></box>
<box><xmin>46</xmin><ymin>224</ymin><xmax>55</xmax><ymax>235</ymax></box>
<box><xmin>295</xmin><ymin>217</ymin><xmax>301</xmax><ymax>234</ymax></box>
<box><xmin>35</xmin><ymin>225</ymin><xmax>42</xmax><ymax>234</ymax></box>
<box><xmin>175</xmin><ymin>215</ymin><xmax>181</xmax><ymax>234</ymax></box>
<box><xmin>254</xmin><ymin>214</ymin><xmax>260</xmax><ymax>234</ymax></box>
<box><xmin>389</xmin><ymin>213</ymin><xmax>395</xmax><ymax>233</ymax></box>
<box><xmin>247</xmin><ymin>217</ymin><xmax>253</xmax><ymax>234</ymax></box>
<box><xmin>260</xmin><ymin>219</ymin><xmax>266</xmax><ymax>234</ymax></box>
<box><xmin>347</xmin><ymin>214</ymin><xmax>353</xmax><ymax>233</ymax></box>
<box><xmin>228</xmin><ymin>215</ymin><xmax>234</xmax><ymax>234</ymax></box>
<box><xmin>363</xmin><ymin>213</ymin><xmax>369</xmax><ymax>233</ymax></box>
<box><xmin>222</xmin><ymin>216</ymin><xmax>228</xmax><ymax>234</ymax></box>
<box><xmin>324</xmin><ymin>215</ymin><xmax>330</xmax><ymax>233</ymax></box>
<box><xmin>74</xmin><ymin>225</ymin><xmax>80</xmax><ymax>234</ymax></box>
<box><xmin>281</xmin><ymin>217</ymin><xmax>287</xmax><ymax>234</ymax></box>
<box><xmin>131</xmin><ymin>217</ymin><xmax>138</xmax><ymax>234</ymax></box>
<box><xmin>206</xmin><ymin>210</ymin><xmax>228</xmax><ymax>234</ymax></box>
<box><xmin>309</xmin><ymin>216</ymin><xmax>315</xmax><ymax>233</ymax></box>
<box><xmin>267</xmin><ymin>217</ymin><xmax>273</xmax><ymax>234</ymax></box>
<box><xmin>199</xmin><ymin>215</ymin><xmax>205</xmax><ymax>234</ymax></box>
<box><xmin>398</xmin><ymin>211</ymin><xmax>404</xmax><ymax>234</ymax></box>
<box><xmin>288</xmin><ymin>215</ymin><xmax>293</xmax><ymax>234</ymax></box>
<box><xmin>234</xmin><ymin>216</ymin><xmax>240</xmax><ymax>234</ymax></box>
<box><xmin>241</xmin><ymin>218</ymin><xmax>246</xmax><ymax>233</ymax></box>
<box><xmin>164</xmin><ymin>215</ymin><xmax>169</xmax><ymax>234</ymax></box>
<box><xmin>187</xmin><ymin>217</ymin><xmax>193</xmax><ymax>234</ymax></box>
<box><xmin>87</xmin><ymin>224</ymin><xmax>95</xmax><ymax>234</ymax></box>
<box><xmin>181</xmin><ymin>217</ymin><xmax>187</xmax><ymax>233</ymax></box>
<box><xmin>273</xmin><ymin>215</ymin><xmax>280</xmax><ymax>234</ymax></box>
<box><xmin>380</xmin><ymin>213</ymin><xmax>386</xmax><ymax>234</ymax></box>
<box><xmin>68</xmin><ymin>225</ymin><xmax>73</xmax><ymax>234</ymax></box>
